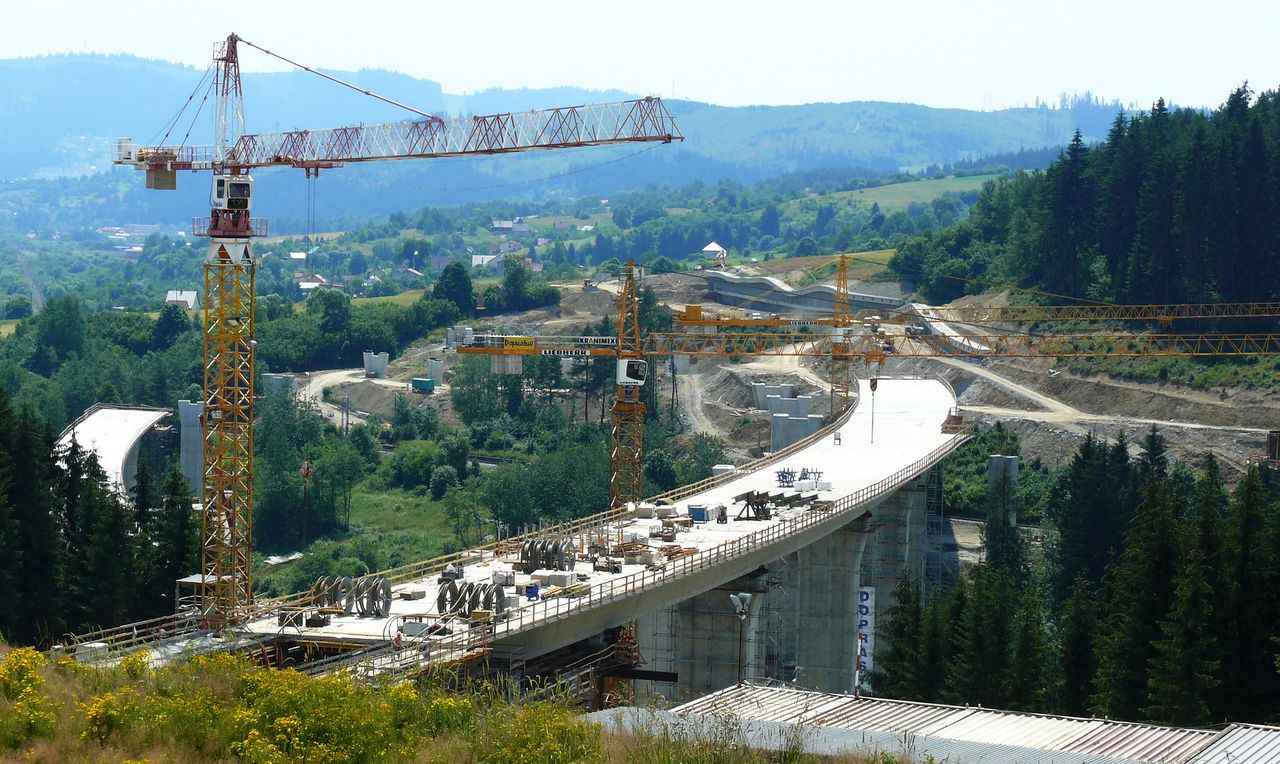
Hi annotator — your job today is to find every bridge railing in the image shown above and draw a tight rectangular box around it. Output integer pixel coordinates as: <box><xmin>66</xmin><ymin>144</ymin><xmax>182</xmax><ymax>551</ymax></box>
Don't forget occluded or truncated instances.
<box><xmin>248</xmin><ymin>386</ymin><xmax>864</xmax><ymax>623</ymax></box>
<box><xmin>375</xmin><ymin>431</ymin><xmax>968</xmax><ymax>678</ymax></box>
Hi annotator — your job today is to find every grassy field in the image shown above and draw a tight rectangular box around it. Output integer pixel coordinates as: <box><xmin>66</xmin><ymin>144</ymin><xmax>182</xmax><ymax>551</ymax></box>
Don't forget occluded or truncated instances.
<box><xmin>353</xmin><ymin>289</ymin><xmax>427</xmax><ymax>307</ymax></box>
<box><xmin>849</xmin><ymin>174</ymin><xmax>997</xmax><ymax>209</ymax></box>
<box><xmin>254</xmin><ymin>485</ymin><xmax>459</xmax><ymax>597</ymax></box>
<box><xmin>785</xmin><ymin>174</ymin><xmax>998</xmax><ymax>216</ymax></box>
<box><xmin>0</xmin><ymin>318</ymin><xmax>16</xmax><ymax>337</ymax></box>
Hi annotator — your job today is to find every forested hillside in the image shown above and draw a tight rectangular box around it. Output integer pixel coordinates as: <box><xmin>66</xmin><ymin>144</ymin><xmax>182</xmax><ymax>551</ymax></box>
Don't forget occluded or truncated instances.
<box><xmin>0</xmin><ymin>54</ymin><xmax>1120</xmax><ymax>229</ymax></box>
<box><xmin>874</xmin><ymin>427</ymin><xmax>1280</xmax><ymax>727</ymax></box>
<box><xmin>894</xmin><ymin>85</ymin><xmax>1280</xmax><ymax>306</ymax></box>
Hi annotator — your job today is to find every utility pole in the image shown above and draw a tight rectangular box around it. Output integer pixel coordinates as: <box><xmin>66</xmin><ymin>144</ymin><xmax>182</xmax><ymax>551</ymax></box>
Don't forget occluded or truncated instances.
<box><xmin>730</xmin><ymin>592</ymin><xmax>752</xmax><ymax>684</ymax></box>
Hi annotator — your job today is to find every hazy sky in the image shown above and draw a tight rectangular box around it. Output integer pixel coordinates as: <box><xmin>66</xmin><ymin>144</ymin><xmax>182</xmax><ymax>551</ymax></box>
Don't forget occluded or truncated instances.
<box><xmin>6</xmin><ymin>0</ymin><xmax>1278</xmax><ymax>111</ymax></box>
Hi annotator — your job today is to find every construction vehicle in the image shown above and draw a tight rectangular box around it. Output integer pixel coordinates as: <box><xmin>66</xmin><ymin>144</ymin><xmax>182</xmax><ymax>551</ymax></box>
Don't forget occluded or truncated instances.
<box><xmin>115</xmin><ymin>33</ymin><xmax>682</xmax><ymax>627</ymax></box>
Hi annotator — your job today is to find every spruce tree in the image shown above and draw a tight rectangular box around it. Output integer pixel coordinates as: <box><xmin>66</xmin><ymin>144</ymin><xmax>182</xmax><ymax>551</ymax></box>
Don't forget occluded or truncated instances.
<box><xmin>0</xmin><ymin>430</ymin><xmax>20</xmax><ymax>640</ymax></box>
<box><xmin>917</xmin><ymin>594</ymin><xmax>947</xmax><ymax>702</ymax></box>
<box><xmin>79</xmin><ymin>460</ymin><xmax>135</xmax><ymax>630</ymax></box>
<box><xmin>131</xmin><ymin>461</ymin><xmax>155</xmax><ymax>532</ymax></box>
<box><xmin>946</xmin><ymin>566</ymin><xmax>1016</xmax><ymax>708</ymax></box>
<box><xmin>1056</xmin><ymin>574</ymin><xmax>1098</xmax><ymax>716</ymax></box>
<box><xmin>8</xmin><ymin>409</ymin><xmax>64</xmax><ymax>645</ymax></box>
<box><xmin>1143</xmin><ymin>545</ymin><xmax>1219</xmax><ymax>726</ymax></box>
<box><xmin>870</xmin><ymin>574</ymin><xmax>923</xmax><ymax>699</ymax></box>
<box><xmin>1005</xmin><ymin>589</ymin><xmax>1049</xmax><ymax>711</ymax></box>
<box><xmin>982</xmin><ymin>468</ymin><xmax>1024</xmax><ymax>574</ymax></box>
<box><xmin>1138</xmin><ymin>425</ymin><xmax>1168</xmax><ymax>480</ymax></box>
<box><xmin>1091</xmin><ymin>477</ymin><xmax>1180</xmax><ymax>720</ymax></box>
<box><xmin>146</xmin><ymin>465</ymin><xmax>197</xmax><ymax>616</ymax></box>
<box><xmin>1219</xmin><ymin>467</ymin><xmax>1277</xmax><ymax>720</ymax></box>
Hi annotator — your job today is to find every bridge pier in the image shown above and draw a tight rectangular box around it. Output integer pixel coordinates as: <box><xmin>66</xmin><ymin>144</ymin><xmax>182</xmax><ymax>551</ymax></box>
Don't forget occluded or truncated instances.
<box><xmin>860</xmin><ymin>475</ymin><xmax>929</xmax><ymax>640</ymax></box>
<box><xmin>635</xmin><ymin>514</ymin><xmax>871</xmax><ymax>701</ymax></box>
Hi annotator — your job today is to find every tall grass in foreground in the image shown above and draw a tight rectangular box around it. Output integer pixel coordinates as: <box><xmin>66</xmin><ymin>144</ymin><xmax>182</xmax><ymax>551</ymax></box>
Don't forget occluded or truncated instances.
<box><xmin>0</xmin><ymin>646</ymin><xmax>906</xmax><ymax>762</ymax></box>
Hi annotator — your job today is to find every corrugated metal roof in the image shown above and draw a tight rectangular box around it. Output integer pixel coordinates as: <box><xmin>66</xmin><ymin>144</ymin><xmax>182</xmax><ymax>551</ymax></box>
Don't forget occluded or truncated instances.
<box><xmin>923</xmin><ymin>707</ymin><xmax>1102</xmax><ymax>749</ymax></box>
<box><xmin>590</xmin><ymin>707</ymin><xmax>1146</xmax><ymax>764</ymax></box>
<box><xmin>812</xmin><ymin>696</ymin><xmax>972</xmax><ymax>736</ymax></box>
<box><xmin>668</xmin><ymin>684</ymin><xmax>1253</xmax><ymax>764</ymax></box>
<box><xmin>1068</xmin><ymin>721</ymin><xmax>1216</xmax><ymax>763</ymax></box>
<box><xmin>1187</xmin><ymin>724</ymin><xmax>1280</xmax><ymax>763</ymax></box>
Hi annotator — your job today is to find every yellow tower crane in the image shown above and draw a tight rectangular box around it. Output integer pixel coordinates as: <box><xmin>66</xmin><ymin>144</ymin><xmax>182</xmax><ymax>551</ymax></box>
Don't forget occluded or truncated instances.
<box><xmin>115</xmin><ymin>34</ymin><xmax>682</xmax><ymax>627</ymax></box>
<box><xmin>458</xmin><ymin>255</ymin><xmax>1280</xmax><ymax>510</ymax></box>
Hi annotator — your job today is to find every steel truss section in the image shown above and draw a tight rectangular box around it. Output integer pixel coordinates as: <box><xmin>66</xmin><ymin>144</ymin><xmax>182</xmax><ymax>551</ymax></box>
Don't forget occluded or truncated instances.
<box><xmin>201</xmin><ymin>239</ymin><xmax>256</xmax><ymax>627</ymax></box>
<box><xmin>610</xmin><ymin>262</ymin><xmax>646</xmax><ymax>509</ymax></box>
<box><xmin>129</xmin><ymin>98</ymin><xmax>683</xmax><ymax>172</ymax></box>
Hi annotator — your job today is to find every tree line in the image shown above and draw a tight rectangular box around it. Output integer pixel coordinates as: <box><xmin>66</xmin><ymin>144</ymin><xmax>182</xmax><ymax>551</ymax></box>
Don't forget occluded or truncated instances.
<box><xmin>0</xmin><ymin>388</ymin><xmax>196</xmax><ymax>645</ymax></box>
<box><xmin>893</xmin><ymin>85</ymin><xmax>1280</xmax><ymax>308</ymax></box>
<box><xmin>873</xmin><ymin>427</ymin><xmax>1280</xmax><ymax>726</ymax></box>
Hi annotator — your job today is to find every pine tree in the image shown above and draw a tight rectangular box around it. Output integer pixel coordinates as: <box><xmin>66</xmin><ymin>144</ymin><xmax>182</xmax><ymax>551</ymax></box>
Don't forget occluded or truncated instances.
<box><xmin>870</xmin><ymin>574</ymin><xmax>923</xmax><ymax>699</ymax></box>
<box><xmin>1143</xmin><ymin>545</ymin><xmax>1219</xmax><ymax>725</ymax></box>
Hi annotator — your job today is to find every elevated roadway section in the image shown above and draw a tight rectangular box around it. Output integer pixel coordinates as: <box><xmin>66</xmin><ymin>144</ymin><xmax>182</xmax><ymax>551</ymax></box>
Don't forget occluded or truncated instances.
<box><xmin>62</xmin><ymin>377</ymin><xmax>966</xmax><ymax>700</ymax></box>
<box><xmin>241</xmin><ymin>376</ymin><xmax>966</xmax><ymax>688</ymax></box>
<box><xmin>701</xmin><ymin>270</ymin><xmax>901</xmax><ymax>316</ymax></box>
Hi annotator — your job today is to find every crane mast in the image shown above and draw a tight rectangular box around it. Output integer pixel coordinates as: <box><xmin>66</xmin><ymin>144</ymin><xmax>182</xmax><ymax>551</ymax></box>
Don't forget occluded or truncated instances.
<box><xmin>202</xmin><ymin>35</ymin><xmax>257</xmax><ymax>626</ymax></box>
<box><xmin>116</xmin><ymin>34</ymin><xmax>682</xmax><ymax>627</ymax></box>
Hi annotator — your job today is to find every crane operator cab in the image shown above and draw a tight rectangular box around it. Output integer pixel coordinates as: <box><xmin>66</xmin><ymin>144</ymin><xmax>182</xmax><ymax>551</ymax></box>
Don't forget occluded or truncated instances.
<box><xmin>617</xmin><ymin>359</ymin><xmax>648</xmax><ymax>386</ymax></box>
<box><xmin>211</xmin><ymin>175</ymin><xmax>254</xmax><ymax>212</ymax></box>
<box><xmin>207</xmin><ymin>174</ymin><xmax>256</xmax><ymax>238</ymax></box>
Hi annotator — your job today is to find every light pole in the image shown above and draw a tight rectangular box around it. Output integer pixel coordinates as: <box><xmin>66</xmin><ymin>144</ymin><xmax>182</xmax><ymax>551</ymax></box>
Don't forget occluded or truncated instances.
<box><xmin>729</xmin><ymin>592</ymin><xmax>752</xmax><ymax>684</ymax></box>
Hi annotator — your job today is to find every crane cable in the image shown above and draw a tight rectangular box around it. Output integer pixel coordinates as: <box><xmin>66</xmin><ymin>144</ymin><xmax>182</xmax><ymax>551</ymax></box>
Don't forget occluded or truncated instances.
<box><xmin>232</xmin><ymin>35</ymin><xmax>440</xmax><ymax>122</ymax></box>
<box><xmin>148</xmin><ymin>63</ymin><xmax>215</xmax><ymax>147</ymax></box>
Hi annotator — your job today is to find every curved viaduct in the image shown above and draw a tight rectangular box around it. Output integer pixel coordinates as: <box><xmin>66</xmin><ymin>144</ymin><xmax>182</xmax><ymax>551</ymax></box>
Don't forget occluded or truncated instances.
<box><xmin>69</xmin><ymin>377</ymin><xmax>966</xmax><ymax>701</ymax></box>
<box><xmin>245</xmin><ymin>376</ymin><xmax>966</xmax><ymax>696</ymax></box>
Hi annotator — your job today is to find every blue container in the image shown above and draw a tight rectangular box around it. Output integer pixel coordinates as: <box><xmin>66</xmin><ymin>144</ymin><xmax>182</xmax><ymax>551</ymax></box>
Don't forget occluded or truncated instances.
<box><xmin>689</xmin><ymin>505</ymin><xmax>709</xmax><ymax>523</ymax></box>
<box><xmin>525</xmin><ymin>583</ymin><xmax>539</xmax><ymax>601</ymax></box>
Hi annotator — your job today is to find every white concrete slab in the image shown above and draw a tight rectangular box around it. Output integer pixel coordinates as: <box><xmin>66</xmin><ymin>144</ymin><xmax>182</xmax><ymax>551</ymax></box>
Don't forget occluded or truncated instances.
<box><xmin>58</xmin><ymin>406</ymin><xmax>169</xmax><ymax>493</ymax></box>
<box><xmin>242</xmin><ymin>377</ymin><xmax>962</xmax><ymax>668</ymax></box>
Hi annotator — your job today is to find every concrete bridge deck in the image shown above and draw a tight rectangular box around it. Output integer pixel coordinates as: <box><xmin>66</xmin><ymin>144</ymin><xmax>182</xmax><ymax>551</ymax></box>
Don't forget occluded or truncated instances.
<box><xmin>236</xmin><ymin>376</ymin><xmax>965</xmax><ymax>677</ymax></box>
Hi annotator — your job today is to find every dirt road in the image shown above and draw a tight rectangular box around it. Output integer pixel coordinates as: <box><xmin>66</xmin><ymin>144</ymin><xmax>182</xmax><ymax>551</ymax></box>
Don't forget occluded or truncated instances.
<box><xmin>929</xmin><ymin>356</ymin><xmax>1270</xmax><ymax>435</ymax></box>
<box><xmin>676</xmin><ymin>368</ymin><xmax>720</xmax><ymax>436</ymax></box>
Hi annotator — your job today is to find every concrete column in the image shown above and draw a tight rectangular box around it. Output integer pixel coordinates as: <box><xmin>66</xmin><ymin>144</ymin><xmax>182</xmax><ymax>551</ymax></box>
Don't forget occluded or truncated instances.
<box><xmin>784</xmin><ymin>519</ymin><xmax>871</xmax><ymax>693</ymax></box>
<box><xmin>751</xmin><ymin>382</ymin><xmax>767</xmax><ymax>409</ymax></box>
<box><xmin>859</xmin><ymin>478</ymin><xmax>929</xmax><ymax>668</ymax></box>
<box><xmin>635</xmin><ymin>515</ymin><xmax>871</xmax><ymax>701</ymax></box>
<box><xmin>177</xmin><ymin>400</ymin><xmax>203</xmax><ymax>496</ymax></box>
<box><xmin>635</xmin><ymin>569</ymin><xmax>770</xmax><ymax>700</ymax></box>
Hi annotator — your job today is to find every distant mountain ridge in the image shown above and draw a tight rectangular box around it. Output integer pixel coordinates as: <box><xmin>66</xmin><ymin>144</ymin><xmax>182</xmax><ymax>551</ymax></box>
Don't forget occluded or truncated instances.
<box><xmin>0</xmin><ymin>54</ymin><xmax>1125</xmax><ymax>226</ymax></box>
